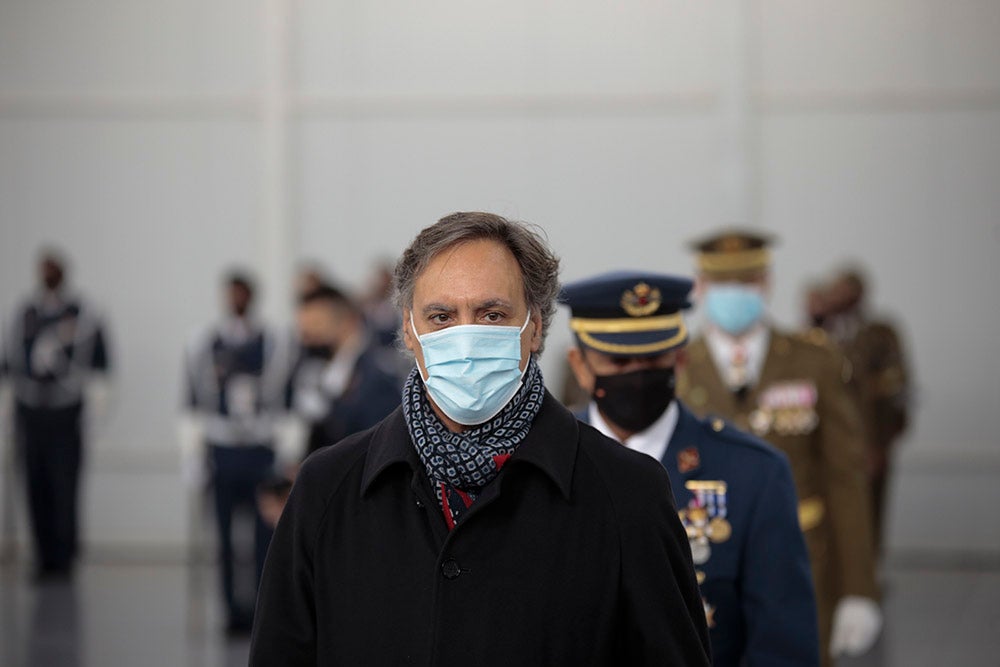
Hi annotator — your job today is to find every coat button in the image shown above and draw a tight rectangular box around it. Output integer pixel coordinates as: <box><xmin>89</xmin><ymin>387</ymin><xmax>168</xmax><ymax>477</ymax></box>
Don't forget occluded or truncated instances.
<box><xmin>441</xmin><ymin>559</ymin><xmax>461</xmax><ymax>579</ymax></box>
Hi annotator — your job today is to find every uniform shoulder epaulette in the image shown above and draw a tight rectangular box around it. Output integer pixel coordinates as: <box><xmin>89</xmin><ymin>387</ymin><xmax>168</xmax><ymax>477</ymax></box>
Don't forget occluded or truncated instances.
<box><xmin>864</xmin><ymin>320</ymin><xmax>900</xmax><ymax>341</ymax></box>
<box><xmin>793</xmin><ymin>327</ymin><xmax>836</xmax><ymax>350</ymax></box>
<box><xmin>697</xmin><ymin>414</ymin><xmax>783</xmax><ymax>459</ymax></box>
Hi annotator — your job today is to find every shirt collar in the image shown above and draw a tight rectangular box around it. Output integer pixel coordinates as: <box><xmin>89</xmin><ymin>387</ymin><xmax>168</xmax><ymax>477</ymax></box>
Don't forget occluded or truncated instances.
<box><xmin>322</xmin><ymin>332</ymin><xmax>370</xmax><ymax>399</ymax></box>
<box><xmin>360</xmin><ymin>390</ymin><xmax>577</xmax><ymax>500</ymax></box>
<box><xmin>705</xmin><ymin>323</ymin><xmax>770</xmax><ymax>387</ymax></box>
<box><xmin>587</xmin><ymin>400</ymin><xmax>679</xmax><ymax>463</ymax></box>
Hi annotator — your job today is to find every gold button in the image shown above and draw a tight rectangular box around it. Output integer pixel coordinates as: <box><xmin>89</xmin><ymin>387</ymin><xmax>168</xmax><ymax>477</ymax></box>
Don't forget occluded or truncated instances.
<box><xmin>711</xmin><ymin>418</ymin><xmax>725</xmax><ymax>432</ymax></box>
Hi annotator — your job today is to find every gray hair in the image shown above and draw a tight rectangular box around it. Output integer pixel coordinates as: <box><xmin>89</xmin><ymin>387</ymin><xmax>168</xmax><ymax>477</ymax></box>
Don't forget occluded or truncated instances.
<box><xmin>393</xmin><ymin>212</ymin><xmax>562</xmax><ymax>354</ymax></box>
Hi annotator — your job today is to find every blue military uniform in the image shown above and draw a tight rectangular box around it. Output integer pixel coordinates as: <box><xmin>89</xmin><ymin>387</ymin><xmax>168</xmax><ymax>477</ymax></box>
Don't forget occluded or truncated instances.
<box><xmin>563</xmin><ymin>270</ymin><xmax>818</xmax><ymax>666</ymax></box>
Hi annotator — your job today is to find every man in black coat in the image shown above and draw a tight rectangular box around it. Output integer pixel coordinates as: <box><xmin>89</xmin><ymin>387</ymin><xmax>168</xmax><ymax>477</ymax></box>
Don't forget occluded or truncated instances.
<box><xmin>250</xmin><ymin>212</ymin><xmax>711</xmax><ymax>666</ymax></box>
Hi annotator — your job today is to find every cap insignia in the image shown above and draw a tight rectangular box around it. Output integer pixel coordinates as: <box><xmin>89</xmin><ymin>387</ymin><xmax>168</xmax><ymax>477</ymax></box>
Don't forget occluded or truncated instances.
<box><xmin>719</xmin><ymin>235</ymin><xmax>748</xmax><ymax>252</ymax></box>
<box><xmin>620</xmin><ymin>282</ymin><xmax>661</xmax><ymax>317</ymax></box>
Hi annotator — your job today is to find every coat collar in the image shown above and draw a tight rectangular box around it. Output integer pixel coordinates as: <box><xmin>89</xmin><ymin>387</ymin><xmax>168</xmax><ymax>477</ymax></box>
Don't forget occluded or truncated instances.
<box><xmin>360</xmin><ymin>391</ymin><xmax>578</xmax><ymax>501</ymax></box>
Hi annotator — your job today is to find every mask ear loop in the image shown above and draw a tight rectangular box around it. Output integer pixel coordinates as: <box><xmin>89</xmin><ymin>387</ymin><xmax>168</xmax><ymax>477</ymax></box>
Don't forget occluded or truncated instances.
<box><xmin>519</xmin><ymin>308</ymin><xmax>532</xmax><ymax>334</ymax></box>
<box><xmin>409</xmin><ymin>310</ymin><xmax>431</xmax><ymax>382</ymax></box>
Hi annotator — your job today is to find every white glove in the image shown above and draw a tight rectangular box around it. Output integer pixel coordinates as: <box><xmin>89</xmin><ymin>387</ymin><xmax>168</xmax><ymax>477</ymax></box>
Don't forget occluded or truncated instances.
<box><xmin>0</xmin><ymin>378</ymin><xmax>15</xmax><ymax>448</ymax></box>
<box><xmin>830</xmin><ymin>595</ymin><xmax>883</xmax><ymax>658</ymax></box>
<box><xmin>0</xmin><ymin>382</ymin><xmax>12</xmax><ymax>435</ymax></box>
<box><xmin>84</xmin><ymin>376</ymin><xmax>113</xmax><ymax>437</ymax></box>
<box><xmin>293</xmin><ymin>387</ymin><xmax>329</xmax><ymax>422</ymax></box>
<box><xmin>274</xmin><ymin>415</ymin><xmax>307</xmax><ymax>467</ymax></box>
<box><xmin>178</xmin><ymin>413</ymin><xmax>207</xmax><ymax>490</ymax></box>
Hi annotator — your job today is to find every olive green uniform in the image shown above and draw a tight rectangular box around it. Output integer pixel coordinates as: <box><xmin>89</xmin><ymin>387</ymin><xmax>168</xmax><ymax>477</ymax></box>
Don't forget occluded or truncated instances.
<box><xmin>680</xmin><ymin>328</ymin><xmax>879</xmax><ymax>664</ymax></box>
<box><xmin>831</xmin><ymin>320</ymin><xmax>910</xmax><ymax>553</ymax></box>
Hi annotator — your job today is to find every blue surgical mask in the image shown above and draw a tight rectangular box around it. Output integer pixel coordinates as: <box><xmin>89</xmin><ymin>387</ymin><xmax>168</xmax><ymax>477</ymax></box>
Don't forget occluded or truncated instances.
<box><xmin>411</xmin><ymin>310</ymin><xmax>531</xmax><ymax>425</ymax></box>
<box><xmin>703</xmin><ymin>284</ymin><xmax>765</xmax><ymax>336</ymax></box>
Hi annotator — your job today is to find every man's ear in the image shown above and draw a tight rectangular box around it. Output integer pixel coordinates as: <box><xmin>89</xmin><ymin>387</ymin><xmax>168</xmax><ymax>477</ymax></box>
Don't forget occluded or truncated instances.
<box><xmin>760</xmin><ymin>274</ymin><xmax>772</xmax><ymax>298</ymax></box>
<box><xmin>693</xmin><ymin>274</ymin><xmax>706</xmax><ymax>299</ymax></box>
<box><xmin>402</xmin><ymin>309</ymin><xmax>415</xmax><ymax>352</ymax></box>
<box><xmin>675</xmin><ymin>347</ymin><xmax>689</xmax><ymax>371</ymax></box>
<box><xmin>529</xmin><ymin>310</ymin><xmax>544</xmax><ymax>352</ymax></box>
<box><xmin>566</xmin><ymin>346</ymin><xmax>595</xmax><ymax>395</ymax></box>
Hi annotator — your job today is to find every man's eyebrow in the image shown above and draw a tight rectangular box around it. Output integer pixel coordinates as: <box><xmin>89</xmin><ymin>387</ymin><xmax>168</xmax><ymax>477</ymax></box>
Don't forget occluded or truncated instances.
<box><xmin>477</xmin><ymin>299</ymin><xmax>515</xmax><ymax>310</ymax></box>
<box><xmin>421</xmin><ymin>299</ymin><xmax>516</xmax><ymax>315</ymax></box>
<box><xmin>421</xmin><ymin>303</ymin><xmax>457</xmax><ymax>315</ymax></box>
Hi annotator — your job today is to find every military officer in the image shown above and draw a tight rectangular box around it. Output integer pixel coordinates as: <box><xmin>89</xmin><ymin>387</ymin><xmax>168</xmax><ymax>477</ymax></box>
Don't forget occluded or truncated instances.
<box><xmin>823</xmin><ymin>267</ymin><xmax>910</xmax><ymax>554</ymax></box>
<box><xmin>679</xmin><ymin>230</ymin><xmax>881</xmax><ymax>665</ymax></box>
<box><xmin>562</xmin><ymin>270</ymin><xmax>818</xmax><ymax>667</ymax></box>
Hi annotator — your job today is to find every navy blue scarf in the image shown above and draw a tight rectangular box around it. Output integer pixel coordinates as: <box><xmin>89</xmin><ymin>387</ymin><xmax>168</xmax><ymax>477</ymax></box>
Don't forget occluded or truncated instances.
<box><xmin>402</xmin><ymin>358</ymin><xmax>545</xmax><ymax>529</ymax></box>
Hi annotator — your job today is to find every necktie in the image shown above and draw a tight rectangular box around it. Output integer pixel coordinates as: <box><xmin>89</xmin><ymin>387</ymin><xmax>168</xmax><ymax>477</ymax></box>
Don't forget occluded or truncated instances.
<box><xmin>727</xmin><ymin>344</ymin><xmax>749</xmax><ymax>396</ymax></box>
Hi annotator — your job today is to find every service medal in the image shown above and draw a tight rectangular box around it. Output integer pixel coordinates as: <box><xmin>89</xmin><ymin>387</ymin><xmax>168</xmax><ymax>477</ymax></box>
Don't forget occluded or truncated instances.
<box><xmin>708</xmin><ymin>517</ymin><xmax>732</xmax><ymax>543</ymax></box>
<box><xmin>749</xmin><ymin>408</ymin><xmax>772</xmax><ymax>436</ymax></box>
<box><xmin>690</xmin><ymin>539</ymin><xmax>711</xmax><ymax>565</ymax></box>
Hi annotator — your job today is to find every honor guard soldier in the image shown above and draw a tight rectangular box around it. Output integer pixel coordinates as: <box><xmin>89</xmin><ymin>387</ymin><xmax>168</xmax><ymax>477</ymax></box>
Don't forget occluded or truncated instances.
<box><xmin>180</xmin><ymin>270</ymin><xmax>295</xmax><ymax>634</ymax></box>
<box><xmin>680</xmin><ymin>230</ymin><xmax>881</xmax><ymax>664</ymax></box>
<box><xmin>562</xmin><ymin>270</ymin><xmax>818</xmax><ymax>667</ymax></box>
<box><xmin>3</xmin><ymin>250</ymin><xmax>112</xmax><ymax>580</ymax></box>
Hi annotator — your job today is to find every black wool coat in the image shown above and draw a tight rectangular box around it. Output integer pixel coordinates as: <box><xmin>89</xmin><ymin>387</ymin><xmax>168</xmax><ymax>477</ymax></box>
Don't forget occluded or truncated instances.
<box><xmin>250</xmin><ymin>392</ymin><xmax>711</xmax><ymax>666</ymax></box>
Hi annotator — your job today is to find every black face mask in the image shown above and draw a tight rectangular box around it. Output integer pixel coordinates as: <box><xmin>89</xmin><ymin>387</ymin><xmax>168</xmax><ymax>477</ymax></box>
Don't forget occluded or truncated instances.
<box><xmin>303</xmin><ymin>343</ymin><xmax>336</xmax><ymax>361</ymax></box>
<box><xmin>592</xmin><ymin>367</ymin><xmax>676</xmax><ymax>434</ymax></box>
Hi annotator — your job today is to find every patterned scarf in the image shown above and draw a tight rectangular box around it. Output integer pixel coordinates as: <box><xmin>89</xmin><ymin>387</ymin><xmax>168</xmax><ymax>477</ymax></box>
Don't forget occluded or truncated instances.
<box><xmin>403</xmin><ymin>357</ymin><xmax>545</xmax><ymax>530</ymax></box>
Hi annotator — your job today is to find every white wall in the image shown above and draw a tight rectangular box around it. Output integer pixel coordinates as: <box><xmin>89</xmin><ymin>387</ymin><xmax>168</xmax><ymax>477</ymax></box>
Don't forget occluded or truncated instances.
<box><xmin>0</xmin><ymin>0</ymin><xmax>997</xmax><ymax>559</ymax></box>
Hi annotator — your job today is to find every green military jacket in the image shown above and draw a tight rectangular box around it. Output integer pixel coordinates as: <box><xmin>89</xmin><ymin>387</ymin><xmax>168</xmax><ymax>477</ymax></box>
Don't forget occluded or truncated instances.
<box><xmin>680</xmin><ymin>328</ymin><xmax>879</xmax><ymax>651</ymax></box>
<box><xmin>838</xmin><ymin>321</ymin><xmax>910</xmax><ymax>453</ymax></box>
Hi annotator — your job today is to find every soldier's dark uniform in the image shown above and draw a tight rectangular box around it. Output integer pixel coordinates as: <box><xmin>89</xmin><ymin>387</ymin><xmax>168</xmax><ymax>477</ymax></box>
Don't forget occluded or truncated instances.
<box><xmin>184</xmin><ymin>314</ymin><xmax>293</xmax><ymax>631</ymax></box>
<box><xmin>562</xmin><ymin>271</ymin><xmax>818</xmax><ymax>666</ymax></box>
<box><xmin>3</xmin><ymin>288</ymin><xmax>111</xmax><ymax>577</ymax></box>
<box><xmin>679</xmin><ymin>232</ymin><xmax>879</xmax><ymax>666</ymax></box>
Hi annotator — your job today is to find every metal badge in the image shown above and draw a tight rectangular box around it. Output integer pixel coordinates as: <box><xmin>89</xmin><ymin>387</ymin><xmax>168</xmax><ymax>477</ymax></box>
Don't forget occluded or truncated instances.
<box><xmin>677</xmin><ymin>446</ymin><xmax>701</xmax><ymax>474</ymax></box>
<box><xmin>678</xmin><ymin>480</ymin><xmax>732</xmax><ymax>568</ymax></box>
<box><xmin>620</xmin><ymin>282</ymin><xmax>662</xmax><ymax>317</ymax></box>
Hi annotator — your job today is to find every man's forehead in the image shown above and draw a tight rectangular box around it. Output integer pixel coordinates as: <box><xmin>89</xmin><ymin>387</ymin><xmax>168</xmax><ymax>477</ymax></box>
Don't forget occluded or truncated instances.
<box><xmin>412</xmin><ymin>240</ymin><xmax>526</xmax><ymax>305</ymax></box>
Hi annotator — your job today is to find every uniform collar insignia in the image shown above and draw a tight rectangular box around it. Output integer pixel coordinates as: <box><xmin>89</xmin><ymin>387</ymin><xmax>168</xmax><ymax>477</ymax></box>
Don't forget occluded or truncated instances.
<box><xmin>677</xmin><ymin>446</ymin><xmax>701</xmax><ymax>474</ymax></box>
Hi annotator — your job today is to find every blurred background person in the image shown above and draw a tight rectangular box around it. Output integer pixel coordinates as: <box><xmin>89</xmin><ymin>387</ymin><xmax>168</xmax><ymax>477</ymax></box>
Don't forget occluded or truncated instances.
<box><xmin>292</xmin><ymin>284</ymin><xmax>402</xmax><ymax>460</ymax></box>
<box><xmin>823</xmin><ymin>266</ymin><xmax>912</xmax><ymax>557</ymax></box>
<box><xmin>1</xmin><ymin>250</ymin><xmax>112</xmax><ymax>581</ymax></box>
<box><xmin>361</xmin><ymin>259</ymin><xmax>403</xmax><ymax>352</ymax></box>
<box><xmin>678</xmin><ymin>230</ymin><xmax>881</xmax><ymax>666</ymax></box>
<box><xmin>179</xmin><ymin>270</ymin><xmax>294</xmax><ymax>635</ymax></box>
<box><xmin>562</xmin><ymin>270</ymin><xmax>819</xmax><ymax>666</ymax></box>
<box><xmin>294</xmin><ymin>262</ymin><xmax>330</xmax><ymax>303</ymax></box>
<box><xmin>803</xmin><ymin>280</ymin><xmax>833</xmax><ymax>332</ymax></box>
<box><xmin>286</xmin><ymin>266</ymin><xmax>336</xmax><ymax>457</ymax></box>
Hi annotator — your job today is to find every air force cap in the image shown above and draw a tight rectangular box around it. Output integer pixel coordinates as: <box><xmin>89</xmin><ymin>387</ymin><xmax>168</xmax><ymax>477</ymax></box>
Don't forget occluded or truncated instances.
<box><xmin>560</xmin><ymin>270</ymin><xmax>693</xmax><ymax>357</ymax></box>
